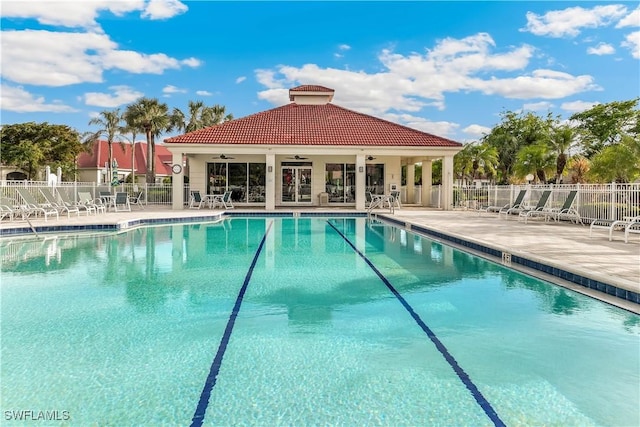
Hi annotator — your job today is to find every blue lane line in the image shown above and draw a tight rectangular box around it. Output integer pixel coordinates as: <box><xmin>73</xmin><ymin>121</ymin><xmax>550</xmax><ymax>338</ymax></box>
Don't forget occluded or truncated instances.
<box><xmin>190</xmin><ymin>220</ymin><xmax>273</xmax><ymax>427</ymax></box>
<box><xmin>327</xmin><ymin>220</ymin><xmax>506</xmax><ymax>427</ymax></box>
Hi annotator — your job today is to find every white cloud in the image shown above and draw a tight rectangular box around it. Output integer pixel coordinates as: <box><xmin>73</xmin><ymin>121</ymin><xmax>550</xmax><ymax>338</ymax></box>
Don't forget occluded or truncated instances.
<box><xmin>621</xmin><ymin>31</ymin><xmax>640</xmax><ymax>58</ymax></box>
<box><xmin>181</xmin><ymin>57</ymin><xmax>201</xmax><ymax>67</ymax></box>
<box><xmin>383</xmin><ymin>113</ymin><xmax>459</xmax><ymax>138</ymax></box>
<box><xmin>0</xmin><ymin>84</ymin><xmax>77</xmax><ymax>113</ymax></box>
<box><xmin>0</xmin><ymin>1</ymin><xmax>144</xmax><ymax>31</ymax></box>
<box><xmin>616</xmin><ymin>7</ymin><xmax>640</xmax><ymax>28</ymax></box>
<box><xmin>587</xmin><ymin>43</ymin><xmax>615</xmax><ymax>55</ymax></box>
<box><xmin>522</xmin><ymin>5</ymin><xmax>628</xmax><ymax>38</ymax></box>
<box><xmin>463</xmin><ymin>124</ymin><xmax>491</xmax><ymax>138</ymax></box>
<box><xmin>83</xmin><ymin>85</ymin><xmax>143</xmax><ymax>107</ymax></box>
<box><xmin>256</xmin><ymin>32</ymin><xmax>597</xmax><ymax>119</ymax></box>
<box><xmin>338</xmin><ymin>44</ymin><xmax>351</xmax><ymax>51</ymax></box>
<box><xmin>142</xmin><ymin>0</ymin><xmax>188</xmax><ymax>20</ymax></box>
<box><xmin>0</xmin><ymin>29</ymin><xmax>201</xmax><ymax>86</ymax></box>
<box><xmin>523</xmin><ymin>101</ymin><xmax>554</xmax><ymax>111</ymax></box>
<box><xmin>560</xmin><ymin>100</ymin><xmax>599</xmax><ymax>113</ymax></box>
<box><xmin>196</xmin><ymin>90</ymin><xmax>213</xmax><ymax>96</ymax></box>
<box><xmin>162</xmin><ymin>85</ymin><xmax>187</xmax><ymax>94</ymax></box>
<box><xmin>236</xmin><ymin>76</ymin><xmax>247</xmax><ymax>84</ymax></box>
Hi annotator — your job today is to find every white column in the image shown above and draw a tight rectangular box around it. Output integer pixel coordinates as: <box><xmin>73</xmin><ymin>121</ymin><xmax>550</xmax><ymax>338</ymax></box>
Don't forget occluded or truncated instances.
<box><xmin>265</xmin><ymin>154</ymin><xmax>276</xmax><ymax>210</ymax></box>
<box><xmin>355</xmin><ymin>154</ymin><xmax>366</xmax><ymax>210</ymax></box>
<box><xmin>421</xmin><ymin>160</ymin><xmax>432</xmax><ymax>207</ymax></box>
<box><xmin>171</xmin><ymin>152</ymin><xmax>184</xmax><ymax>210</ymax></box>
<box><xmin>442</xmin><ymin>155</ymin><xmax>454</xmax><ymax>210</ymax></box>
<box><xmin>406</xmin><ymin>163</ymin><xmax>415</xmax><ymax>204</ymax></box>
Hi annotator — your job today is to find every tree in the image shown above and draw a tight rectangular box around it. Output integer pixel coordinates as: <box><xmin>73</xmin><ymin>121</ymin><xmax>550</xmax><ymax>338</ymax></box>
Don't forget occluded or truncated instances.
<box><xmin>171</xmin><ymin>100</ymin><xmax>233</xmax><ymax>133</ymax></box>
<box><xmin>548</xmin><ymin>124</ymin><xmax>576</xmax><ymax>183</ymax></box>
<box><xmin>127</xmin><ymin>98</ymin><xmax>172</xmax><ymax>183</ymax></box>
<box><xmin>86</xmin><ymin>109</ymin><xmax>124</xmax><ymax>185</ymax></box>
<box><xmin>122</xmin><ymin>106</ymin><xmax>143</xmax><ymax>184</ymax></box>
<box><xmin>566</xmin><ymin>156</ymin><xmax>590</xmax><ymax>184</ymax></box>
<box><xmin>0</xmin><ymin>122</ymin><xmax>82</xmax><ymax>180</ymax></box>
<box><xmin>482</xmin><ymin>111</ymin><xmax>551</xmax><ymax>184</ymax></box>
<box><xmin>570</xmin><ymin>98</ymin><xmax>640</xmax><ymax>158</ymax></box>
<box><xmin>453</xmin><ymin>144</ymin><xmax>474</xmax><ymax>185</ymax></box>
<box><xmin>467</xmin><ymin>142</ymin><xmax>498</xmax><ymax>181</ymax></box>
<box><xmin>588</xmin><ymin>134</ymin><xmax>640</xmax><ymax>183</ymax></box>
<box><xmin>513</xmin><ymin>143</ymin><xmax>555</xmax><ymax>183</ymax></box>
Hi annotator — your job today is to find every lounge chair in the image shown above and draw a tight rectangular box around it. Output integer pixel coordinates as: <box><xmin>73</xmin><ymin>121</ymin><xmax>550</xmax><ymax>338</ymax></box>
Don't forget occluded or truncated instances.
<box><xmin>530</xmin><ymin>190</ymin><xmax>581</xmax><ymax>224</ymax></box>
<box><xmin>113</xmin><ymin>192</ymin><xmax>131</xmax><ymax>212</ymax></box>
<box><xmin>16</xmin><ymin>188</ymin><xmax>59</xmax><ymax>221</ymax></box>
<box><xmin>480</xmin><ymin>189</ymin><xmax>527</xmax><ymax>215</ymax></box>
<box><xmin>40</xmin><ymin>187</ymin><xmax>80</xmax><ymax>218</ymax></box>
<box><xmin>513</xmin><ymin>190</ymin><xmax>553</xmax><ymax>222</ymax></box>
<box><xmin>58</xmin><ymin>188</ymin><xmax>94</xmax><ymax>215</ymax></box>
<box><xmin>0</xmin><ymin>197</ymin><xmax>19</xmax><ymax>221</ymax></box>
<box><xmin>189</xmin><ymin>190</ymin><xmax>205</xmax><ymax>209</ymax></box>
<box><xmin>590</xmin><ymin>215</ymin><xmax>640</xmax><ymax>243</ymax></box>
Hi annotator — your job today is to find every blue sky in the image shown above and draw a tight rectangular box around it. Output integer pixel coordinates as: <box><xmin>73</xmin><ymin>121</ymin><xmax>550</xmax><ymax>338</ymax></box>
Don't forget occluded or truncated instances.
<box><xmin>1</xmin><ymin>1</ymin><xmax>638</xmax><ymax>143</ymax></box>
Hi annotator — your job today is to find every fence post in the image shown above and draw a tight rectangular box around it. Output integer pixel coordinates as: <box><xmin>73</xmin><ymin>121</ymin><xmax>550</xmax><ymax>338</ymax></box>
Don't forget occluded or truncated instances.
<box><xmin>609</xmin><ymin>182</ymin><xmax>616</xmax><ymax>221</ymax></box>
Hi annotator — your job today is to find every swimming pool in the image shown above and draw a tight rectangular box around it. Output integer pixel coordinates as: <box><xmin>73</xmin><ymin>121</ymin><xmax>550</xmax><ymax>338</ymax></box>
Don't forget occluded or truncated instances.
<box><xmin>1</xmin><ymin>217</ymin><xmax>638</xmax><ymax>426</ymax></box>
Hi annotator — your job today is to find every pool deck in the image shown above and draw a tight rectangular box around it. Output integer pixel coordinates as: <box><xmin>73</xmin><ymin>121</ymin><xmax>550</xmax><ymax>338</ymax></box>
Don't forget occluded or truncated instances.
<box><xmin>1</xmin><ymin>206</ymin><xmax>638</xmax><ymax>313</ymax></box>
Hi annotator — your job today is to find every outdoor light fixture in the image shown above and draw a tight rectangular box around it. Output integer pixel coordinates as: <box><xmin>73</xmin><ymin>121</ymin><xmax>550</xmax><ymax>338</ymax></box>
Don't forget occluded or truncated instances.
<box><xmin>268</xmin><ymin>166</ymin><xmax>273</xmax><ymax>172</ymax></box>
<box><xmin>359</xmin><ymin>166</ymin><xmax>364</xmax><ymax>173</ymax></box>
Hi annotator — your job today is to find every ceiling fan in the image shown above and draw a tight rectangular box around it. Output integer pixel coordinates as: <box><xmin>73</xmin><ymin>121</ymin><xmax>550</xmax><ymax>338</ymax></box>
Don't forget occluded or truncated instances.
<box><xmin>287</xmin><ymin>155</ymin><xmax>309</xmax><ymax>160</ymax></box>
<box><xmin>366</xmin><ymin>155</ymin><xmax>376</xmax><ymax>161</ymax></box>
<box><xmin>212</xmin><ymin>154</ymin><xmax>235</xmax><ymax>160</ymax></box>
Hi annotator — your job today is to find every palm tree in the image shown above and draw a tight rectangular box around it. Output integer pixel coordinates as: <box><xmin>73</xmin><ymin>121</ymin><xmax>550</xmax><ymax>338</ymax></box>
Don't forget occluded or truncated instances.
<box><xmin>454</xmin><ymin>144</ymin><xmax>474</xmax><ymax>185</ymax></box>
<box><xmin>467</xmin><ymin>142</ymin><xmax>498</xmax><ymax>182</ymax></box>
<box><xmin>128</xmin><ymin>98</ymin><xmax>172</xmax><ymax>183</ymax></box>
<box><xmin>172</xmin><ymin>100</ymin><xmax>233</xmax><ymax>133</ymax></box>
<box><xmin>548</xmin><ymin>124</ymin><xmax>576</xmax><ymax>183</ymax></box>
<box><xmin>122</xmin><ymin>106</ymin><xmax>143</xmax><ymax>184</ymax></box>
<box><xmin>514</xmin><ymin>143</ymin><xmax>555</xmax><ymax>183</ymax></box>
<box><xmin>86</xmin><ymin>109</ymin><xmax>123</xmax><ymax>185</ymax></box>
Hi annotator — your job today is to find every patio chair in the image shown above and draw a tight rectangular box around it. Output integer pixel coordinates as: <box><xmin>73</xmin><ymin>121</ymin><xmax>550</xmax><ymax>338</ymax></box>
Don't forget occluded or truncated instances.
<box><xmin>58</xmin><ymin>188</ymin><xmax>94</xmax><ymax>215</ymax></box>
<box><xmin>211</xmin><ymin>190</ymin><xmax>234</xmax><ymax>210</ymax></box>
<box><xmin>389</xmin><ymin>190</ymin><xmax>402</xmax><ymax>209</ymax></box>
<box><xmin>78</xmin><ymin>192</ymin><xmax>105</xmax><ymax>214</ymax></box>
<box><xmin>528</xmin><ymin>190</ymin><xmax>581</xmax><ymax>224</ymax></box>
<box><xmin>40</xmin><ymin>187</ymin><xmax>80</xmax><ymax>218</ymax></box>
<box><xmin>128</xmin><ymin>191</ymin><xmax>145</xmax><ymax>209</ymax></box>
<box><xmin>0</xmin><ymin>197</ymin><xmax>19</xmax><ymax>221</ymax></box>
<box><xmin>479</xmin><ymin>189</ymin><xmax>527</xmax><ymax>215</ymax></box>
<box><xmin>16</xmin><ymin>188</ymin><xmax>59</xmax><ymax>221</ymax></box>
<box><xmin>590</xmin><ymin>215</ymin><xmax>640</xmax><ymax>243</ymax></box>
<box><xmin>505</xmin><ymin>190</ymin><xmax>552</xmax><ymax>222</ymax></box>
<box><xmin>113</xmin><ymin>192</ymin><xmax>131</xmax><ymax>212</ymax></box>
<box><xmin>189</xmin><ymin>190</ymin><xmax>205</xmax><ymax>209</ymax></box>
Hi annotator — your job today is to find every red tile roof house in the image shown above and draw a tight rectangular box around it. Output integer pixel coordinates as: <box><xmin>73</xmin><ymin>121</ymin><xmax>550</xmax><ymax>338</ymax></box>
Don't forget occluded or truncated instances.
<box><xmin>164</xmin><ymin>85</ymin><xmax>462</xmax><ymax>210</ymax></box>
<box><xmin>77</xmin><ymin>140</ymin><xmax>176</xmax><ymax>184</ymax></box>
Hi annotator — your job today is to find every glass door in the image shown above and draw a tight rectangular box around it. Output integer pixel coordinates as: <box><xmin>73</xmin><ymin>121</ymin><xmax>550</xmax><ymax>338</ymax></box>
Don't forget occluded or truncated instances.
<box><xmin>282</xmin><ymin>167</ymin><xmax>312</xmax><ymax>203</ymax></box>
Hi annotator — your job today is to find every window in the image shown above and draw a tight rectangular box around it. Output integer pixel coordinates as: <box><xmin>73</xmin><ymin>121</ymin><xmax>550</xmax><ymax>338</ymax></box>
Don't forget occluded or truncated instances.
<box><xmin>325</xmin><ymin>163</ymin><xmax>355</xmax><ymax>203</ymax></box>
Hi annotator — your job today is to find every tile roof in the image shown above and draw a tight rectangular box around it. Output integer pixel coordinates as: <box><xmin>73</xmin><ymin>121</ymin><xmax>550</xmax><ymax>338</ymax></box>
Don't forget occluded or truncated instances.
<box><xmin>289</xmin><ymin>85</ymin><xmax>335</xmax><ymax>92</ymax></box>
<box><xmin>165</xmin><ymin>103</ymin><xmax>461</xmax><ymax>147</ymax></box>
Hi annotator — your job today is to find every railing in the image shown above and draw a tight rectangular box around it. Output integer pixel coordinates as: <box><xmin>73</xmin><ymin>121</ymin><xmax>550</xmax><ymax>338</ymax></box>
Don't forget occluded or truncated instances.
<box><xmin>2</xmin><ymin>181</ymin><xmax>639</xmax><ymax>223</ymax></box>
<box><xmin>445</xmin><ymin>183</ymin><xmax>640</xmax><ymax>222</ymax></box>
<box><xmin>0</xmin><ymin>181</ymin><xmax>190</xmax><ymax>207</ymax></box>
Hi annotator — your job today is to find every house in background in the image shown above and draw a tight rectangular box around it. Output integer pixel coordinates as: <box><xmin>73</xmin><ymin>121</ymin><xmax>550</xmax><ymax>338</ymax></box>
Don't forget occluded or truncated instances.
<box><xmin>77</xmin><ymin>140</ymin><xmax>178</xmax><ymax>184</ymax></box>
<box><xmin>165</xmin><ymin>85</ymin><xmax>463</xmax><ymax>210</ymax></box>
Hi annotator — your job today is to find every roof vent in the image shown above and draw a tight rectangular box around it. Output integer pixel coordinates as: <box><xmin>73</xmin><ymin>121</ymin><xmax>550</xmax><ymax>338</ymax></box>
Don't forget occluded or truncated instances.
<box><xmin>288</xmin><ymin>85</ymin><xmax>334</xmax><ymax>105</ymax></box>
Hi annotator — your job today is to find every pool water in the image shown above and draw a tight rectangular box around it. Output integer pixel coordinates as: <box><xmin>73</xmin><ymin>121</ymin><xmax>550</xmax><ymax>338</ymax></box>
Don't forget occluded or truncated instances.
<box><xmin>1</xmin><ymin>217</ymin><xmax>638</xmax><ymax>426</ymax></box>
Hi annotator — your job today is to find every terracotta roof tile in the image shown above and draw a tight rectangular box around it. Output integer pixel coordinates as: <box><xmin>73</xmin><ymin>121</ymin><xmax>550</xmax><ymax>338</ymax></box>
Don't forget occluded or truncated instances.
<box><xmin>165</xmin><ymin>103</ymin><xmax>461</xmax><ymax>147</ymax></box>
<box><xmin>77</xmin><ymin>140</ymin><xmax>173</xmax><ymax>175</ymax></box>
<box><xmin>289</xmin><ymin>85</ymin><xmax>335</xmax><ymax>92</ymax></box>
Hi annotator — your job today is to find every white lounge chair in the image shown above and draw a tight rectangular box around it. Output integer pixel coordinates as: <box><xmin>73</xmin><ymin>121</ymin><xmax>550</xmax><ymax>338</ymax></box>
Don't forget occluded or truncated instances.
<box><xmin>16</xmin><ymin>188</ymin><xmax>59</xmax><ymax>221</ymax></box>
<box><xmin>40</xmin><ymin>187</ymin><xmax>80</xmax><ymax>218</ymax></box>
